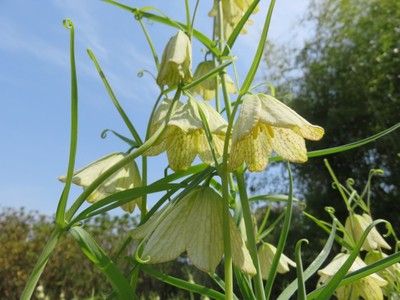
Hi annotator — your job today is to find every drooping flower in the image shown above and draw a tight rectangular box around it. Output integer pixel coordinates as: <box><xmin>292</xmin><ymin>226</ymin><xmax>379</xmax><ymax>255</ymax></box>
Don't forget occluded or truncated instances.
<box><xmin>258</xmin><ymin>242</ymin><xmax>296</xmax><ymax>279</ymax></box>
<box><xmin>208</xmin><ymin>0</ymin><xmax>259</xmax><ymax>38</ymax></box>
<box><xmin>190</xmin><ymin>60</ymin><xmax>236</xmax><ymax>100</ymax></box>
<box><xmin>156</xmin><ymin>30</ymin><xmax>193</xmax><ymax>87</ymax></box>
<box><xmin>130</xmin><ymin>186</ymin><xmax>256</xmax><ymax>275</ymax></box>
<box><xmin>344</xmin><ymin>213</ymin><xmax>391</xmax><ymax>252</ymax></box>
<box><xmin>59</xmin><ymin>152</ymin><xmax>142</xmax><ymax>213</ymax></box>
<box><xmin>228</xmin><ymin>94</ymin><xmax>324</xmax><ymax>172</ymax></box>
<box><xmin>317</xmin><ymin>253</ymin><xmax>387</xmax><ymax>300</ymax></box>
<box><xmin>145</xmin><ymin>98</ymin><xmax>228</xmax><ymax>171</ymax></box>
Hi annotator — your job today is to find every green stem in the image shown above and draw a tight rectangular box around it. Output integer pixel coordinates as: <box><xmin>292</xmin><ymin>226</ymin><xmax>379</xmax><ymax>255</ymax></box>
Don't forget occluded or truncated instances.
<box><xmin>21</xmin><ymin>228</ymin><xmax>63</xmax><ymax>299</ymax></box>
<box><xmin>221</xmin><ymin>170</ymin><xmax>233</xmax><ymax>300</ymax></box>
<box><xmin>236</xmin><ymin>170</ymin><xmax>266</xmax><ymax>300</ymax></box>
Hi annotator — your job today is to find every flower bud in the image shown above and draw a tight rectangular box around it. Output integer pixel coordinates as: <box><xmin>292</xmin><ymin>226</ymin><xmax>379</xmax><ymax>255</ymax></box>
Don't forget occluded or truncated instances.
<box><xmin>156</xmin><ymin>30</ymin><xmax>193</xmax><ymax>87</ymax></box>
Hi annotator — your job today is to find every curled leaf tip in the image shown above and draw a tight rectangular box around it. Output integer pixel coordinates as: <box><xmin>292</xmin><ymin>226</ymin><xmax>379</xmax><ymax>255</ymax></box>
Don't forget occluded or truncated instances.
<box><xmin>63</xmin><ymin>19</ymin><xmax>74</xmax><ymax>29</ymax></box>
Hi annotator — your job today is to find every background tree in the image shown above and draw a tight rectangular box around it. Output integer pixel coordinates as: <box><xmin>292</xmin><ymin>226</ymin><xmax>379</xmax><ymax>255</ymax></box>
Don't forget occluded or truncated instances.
<box><xmin>252</xmin><ymin>0</ymin><xmax>399</xmax><ymax>291</ymax></box>
<box><xmin>259</xmin><ymin>0</ymin><xmax>399</xmax><ymax>230</ymax></box>
<box><xmin>292</xmin><ymin>0</ymin><xmax>400</xmax><ymax>230</ymax></box>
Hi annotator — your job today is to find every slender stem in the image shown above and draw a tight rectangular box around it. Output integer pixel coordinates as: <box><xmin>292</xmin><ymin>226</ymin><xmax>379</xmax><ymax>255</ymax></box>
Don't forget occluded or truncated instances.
<box><xmin>184</xmin><ymin>0</ymin><xmax>191</xmax><ymax>35</ymax></box>
<box><xmin>221</xmin><ymin>170</ymin><xmax>233</xmax><ymax>300</ymax></box>
<box><xmin>235</xmin><ymin>170</ymin><xmax>266</xmax><ymax>300</ymax></box>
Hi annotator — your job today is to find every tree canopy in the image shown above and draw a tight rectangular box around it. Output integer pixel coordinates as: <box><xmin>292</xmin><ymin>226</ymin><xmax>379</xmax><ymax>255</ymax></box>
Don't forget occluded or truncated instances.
<box><xmin>258</xmin><ymin>0</ymin><xmax>399</xmax><ymax>242</ymax></box>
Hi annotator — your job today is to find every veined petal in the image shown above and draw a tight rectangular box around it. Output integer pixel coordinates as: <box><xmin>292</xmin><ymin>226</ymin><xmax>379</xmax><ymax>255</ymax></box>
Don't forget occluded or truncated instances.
<box><xmin>271</xmin><ymin>127</ymin><xmax>308</xmax><ymax>162</ymax></box>
<box><xmin>196</xmin><ymin>100</ymin><xmax>228</xmax><ymax>134</ymax></box>
<box><xmin>230</xmin><ymin>217</ymin><xmax>256</xmax><ymax>275</ymax></box>
<box><xmin>141</xmin><ymin>196</ymin><xmax>193</xmax><ymax>263</ymax></box>
<box><xmin>229</xmin><ymin>123</ymin><xmax>273</xmax><ymax>172</ymax></box>
<box><xmin>166</xmin><ymin>128</ymin><xmax>197</xmax><ymax>171</ymax></box>
<box><xmin>186</xmin><ymin>188</ymin><xmax>224</xmax><ymax>273</ymax></box>
<box><xmin>231</xmin><ymin>94</ymin><xmax>261</xmax><ymax>143</ymax></box>
<box><xmin>258</xmin><ymin>94</ymin><xmax>324</xmax><ymax>141</ymax></box>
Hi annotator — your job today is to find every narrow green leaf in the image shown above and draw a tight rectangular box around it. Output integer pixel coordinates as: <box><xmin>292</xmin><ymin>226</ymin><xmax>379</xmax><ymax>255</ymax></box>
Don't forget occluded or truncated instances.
<box><xmin>277</xmin><ymin>219</ymin><xmax>338</xmax><ymax>300</ymax></box>
<box><xmin>88</xmin><ymin>49</ymin><xmax>143</xmax><ymax>145</ymax></box>
<box><xmin>240</xmin><ymin>0</ymin><xmax>276</xmax><ymax>95</ymax></box>
<box><xmin>233</xmin><ymin>267</ymin><xmax>256</xmax><ymax>300</ymax></box>
<box><xmin>269</xmin><ymin>122</ymin><xmax>400</xmax><ymax>163</ymax></box>
<box><xmin>139</xmin><ymin>264</ymin><xmax>225</xmax><ymax>300</ymax></box>
<box><xmin>264</xmin><ymin>162</ymin><xmax>294</xmax><ymax>298</ymax></box>
<box><xmin>223</xmin><ymin>0</ymin><xmax>260</xmax><ymax>56</ymax></box>
<box><xmin>249</xmin><ymin>194</ymin><xmax>302</xmax><ymax>204</ymax></box>
<box><xmin>70</xmin><ymin>227</ymin><xmax>135</xmax><ymax>300</ymax></box>
<box><xmin>56</xmin><ymin>19</ymin><xmax>79</xmax><ymax>226</ymax></box>
<box><xmin>21</xmin><ymin>229</ymin><xmax>63</xmax><ymax>300</ymax></box>
<box><xmin>101</xmin><ymin>129</ymin><xmax>138</xmax><ymax>147</ymax></box>
<box><xmin>295</xmin><ymin>239</ymin><xmax>309</xmax><ymax>300</ymax></box>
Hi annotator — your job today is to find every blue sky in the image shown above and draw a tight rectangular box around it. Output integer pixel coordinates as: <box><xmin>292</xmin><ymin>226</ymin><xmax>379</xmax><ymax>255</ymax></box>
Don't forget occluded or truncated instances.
<box><xmin>0</xmin><ymin>0</ymin><xmax>310</xmax><ymax>216</ymax></box>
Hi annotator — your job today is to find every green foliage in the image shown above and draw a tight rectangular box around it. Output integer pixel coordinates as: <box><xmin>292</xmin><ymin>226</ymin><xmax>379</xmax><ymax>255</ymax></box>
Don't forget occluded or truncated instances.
<box><xmin>0</xmin><ymin>207</ymin><xmax>217</xmax><ymax>299</ymax></box>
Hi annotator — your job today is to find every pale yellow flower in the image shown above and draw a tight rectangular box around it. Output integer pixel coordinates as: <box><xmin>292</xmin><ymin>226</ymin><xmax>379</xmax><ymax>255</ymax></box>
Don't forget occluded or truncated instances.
<box><xmin>131</xmin><ymin>186</ymin><xmax>256</xmax><ymax>275</ymax></box>
<box><xmin>344</xmin><ymin>213</ymin><xmax>391</xmax><ymax>251</ymax></box>
<box><xmin>229</xmin><ymin>94</ymin><xmax>324</xmax><ymax>172</ymax></box>
<box><xmin>190</xmin><ymin>60</ymin><xmax>236</xmax><ymax>100</ymax></box>
<box><xmin>317</xmin><ymin>253</ymin><xmax>387</xmax><ymax>300</ymax></box>
<box><xmin>156</xmin><ymin>30</ymin><xmax>193</xmax><ymax>87</ymax></box>
<box><xmin>209</xmin><ymin>0</ymin><xmax>259</xmax><ymax>38</ymax></box>
<box><xmin>145</xmin><ymin>98</ymin><xmax>227</xmax><ymax>171</ymax></box>
<box><xmin>258</xmin><ymin>242</ymin><xmax>296</xmax><ymax>279</ymax></box>
<box><xmin>59</xmin><ymin>152</ymin><xmax>142</xmax><ymax>213</ymax></box>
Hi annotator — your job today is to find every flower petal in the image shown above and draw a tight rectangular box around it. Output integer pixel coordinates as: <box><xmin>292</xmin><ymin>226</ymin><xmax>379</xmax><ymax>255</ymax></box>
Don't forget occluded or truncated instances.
<box><xmin>186</xmin><ymin>188</ymin><xmax>224</xmax><ymax>273</ymax></box>
<box><xmin>231</xmin><ymin>94</ymin><xmax>261</xmax><ymax>143</ymax></box>
<box><xmin>166</xmin><ymin>128</ymin><xmax>197</xmax><ymax>171</ymax></box>
<box><xmin>229</xmin><ymin>123</ymin><xmax>272</xmax><ymax>172</ymax></box>
<box><xmin>271</xmin><ymin>127</ymin><xmax>308</xmax><ymax>162</ymax></box>
<box><xmin>258</xmin><ymin>94</ymin><xmax>324</xmax><ymax>141</ymax></box>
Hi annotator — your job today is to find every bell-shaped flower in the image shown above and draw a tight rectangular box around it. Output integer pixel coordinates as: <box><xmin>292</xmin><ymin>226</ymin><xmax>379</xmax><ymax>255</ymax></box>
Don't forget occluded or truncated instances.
<box><xmin>156</xmin><ymin>30</ymin><xmax>193</xmax><ymax>87</ymax></box>
<box><xmin>145</xmin><ymin>98</ymin><xmax>228</xmax><ymax>171</ymax></box>
<box><xmin>317</xmin><ymin>253</ymin><xmax>387</xmax><ymax>300</ymax></box>
<box><xmin>130</xmin><ymin>186</ymin><xmax>256</xmax><ymax>275</ymax></box>
<box><xmin>59</xmin><ymin>152</ymin><xmax>142</xmax><ymax>213</ymax></box>
<box><xmin>228</xmin><ymin>94</ymin><xmax>324</xmax><ymax>172</ymax></box>
<box><xmin>344</xmin><ymin>213</ymin><xmax>391</xmax><ymax>251</ymax></box>
<box><xmin>190</xmin><ymin>60</ymin><xmax>236</xmax><ymax>100</ymax></box>
<box><xmin>258</xmin><ymin>242</ymin><xmax>296</xmax><ymax>278</ymax></box>
<box><xmin>208</xmin><ymin>0</ymin><xmax>258</xmax><ymax>38</ymax></box>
